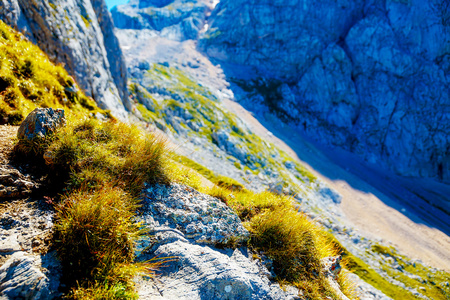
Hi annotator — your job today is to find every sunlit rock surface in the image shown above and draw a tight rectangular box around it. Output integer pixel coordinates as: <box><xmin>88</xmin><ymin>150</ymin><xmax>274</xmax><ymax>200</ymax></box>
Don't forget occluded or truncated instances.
<box><xmin>111</xmin><ymin>0</ymin><xmax>216</xmax><ymax>41</ymax></box>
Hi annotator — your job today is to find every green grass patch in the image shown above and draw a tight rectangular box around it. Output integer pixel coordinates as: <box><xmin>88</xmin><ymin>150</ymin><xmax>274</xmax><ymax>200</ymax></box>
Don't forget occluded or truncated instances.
<box><xmin>0</xmin><ymin>20</ymin><xmax>102</xmax><ymax>125</ymax></box>
<box><xmin>130</xmin><ymin>64</ymin><xmax>317</xmax><ymax>197</ymax></box>
<box><xmin>371</xmin><ymin>244</ymin><xmax>450</xmax><ymax>300</ymax></box>
<box><xmin>14</xmin><ymin>117</ymin><xmax>169</xmax><ymax>298</ymax></box>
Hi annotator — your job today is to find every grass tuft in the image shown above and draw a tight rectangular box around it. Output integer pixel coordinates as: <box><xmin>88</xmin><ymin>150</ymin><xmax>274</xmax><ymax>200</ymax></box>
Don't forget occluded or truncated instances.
<box><xmin>14</xmin><ymin>116</ymin><xmax>170</xmax><ymax>298</ymax></box>
<box><xmin>55</xmin><ymin>186</ymin><xmax>140</xmax><ymax>283</ymax></box>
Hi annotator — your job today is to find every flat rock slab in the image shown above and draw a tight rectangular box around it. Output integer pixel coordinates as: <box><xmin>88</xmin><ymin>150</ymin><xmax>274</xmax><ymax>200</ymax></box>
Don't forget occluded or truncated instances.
<box><xmin>140</xmin><ymin>183</ymin><xmax>249</xmax><ymax>245</ymax></box>
<box><xmin>137</xmin><ymin>241</ymin><xmax>300</xmax><ymax>300</ymax></box>
<box><xmin>0</xmin><ymin>252</ymin><xmax>57</xmax><ymax>300</ymax></box>
<box><xmin>136</xmin><ymin>183</ymin><xmax>301</xmax><ymax>299</ymax></box>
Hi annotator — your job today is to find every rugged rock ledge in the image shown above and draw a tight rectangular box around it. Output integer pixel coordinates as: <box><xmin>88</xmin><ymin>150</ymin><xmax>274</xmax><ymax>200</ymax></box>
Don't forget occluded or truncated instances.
<box><xmin>135</xmin><ymin>183</ymin><xmax>302</xmax><ymax>299</ymax></box>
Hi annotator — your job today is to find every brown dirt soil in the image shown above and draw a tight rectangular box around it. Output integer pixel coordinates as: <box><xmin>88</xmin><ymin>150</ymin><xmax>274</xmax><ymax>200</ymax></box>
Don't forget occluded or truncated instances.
<box><xmin>0</xmin><ymin>125</ymin><xmax>17</xmax><ymax>165</ymax></box>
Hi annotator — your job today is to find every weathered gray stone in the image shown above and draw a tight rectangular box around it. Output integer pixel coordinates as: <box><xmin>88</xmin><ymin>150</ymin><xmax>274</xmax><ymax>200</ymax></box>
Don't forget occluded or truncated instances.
<box><xmin>0</xmin><ymin>167</ymin><xmax>36</xmax><ymax>199</ymax></box>
<box><xmin>0</xmin><ymin>252</ymin><xmax>52</xmax><ymax>300</ymax></box>
<box><xmin>111</xmin><ymin>0</ymin><xmax>211</xmax><ymax>41</ymax></box>
<box><xmin>140</xmin><ymin>183</ymin><xmax>249</xmax><ymax>245</ymax></box>
<box><xmin>137</xmin><ymin>241</ymin><xmax>301</xmax><ymax>300</ymax></box>
<box><xmin>0</xmin><ymin>0</ymin><xmax>129</xmax><ymax>119</ymax></box>
<box><xmin>211</xmin><ymin>129</ymin><xmax>249</xmax><ymax>163</ymax></box>
<box><xmin>0</xmin><ymin>235</ymin><xmax>21</xmax><ymax>253</ymax></box>
<box><xmin>17</xmin><ymin>108</ymin><xmax>65</xmax><ymax>140</ymax></box>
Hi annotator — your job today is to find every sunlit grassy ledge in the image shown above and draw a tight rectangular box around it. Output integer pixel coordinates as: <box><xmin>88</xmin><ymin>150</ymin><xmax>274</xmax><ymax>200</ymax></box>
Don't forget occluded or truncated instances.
<box><xmin>0</xmin><ymin>20</ymin><xmax>103</xmax><ymax>125</ymax></box>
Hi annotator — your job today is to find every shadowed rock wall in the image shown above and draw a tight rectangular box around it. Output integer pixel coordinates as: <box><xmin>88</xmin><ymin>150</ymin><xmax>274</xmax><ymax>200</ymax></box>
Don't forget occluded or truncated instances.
<box><xmin>201</xmin><ymin>0</ymin><xmax>450</xmax><ymax>182</ymax></box>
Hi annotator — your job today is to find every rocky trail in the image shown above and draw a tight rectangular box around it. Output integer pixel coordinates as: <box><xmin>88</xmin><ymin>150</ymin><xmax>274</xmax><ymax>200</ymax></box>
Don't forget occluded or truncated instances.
<box><xmin>0</xmin><ymin>125</ymin><xmax>61</xmax><ymax>299</ymax></box>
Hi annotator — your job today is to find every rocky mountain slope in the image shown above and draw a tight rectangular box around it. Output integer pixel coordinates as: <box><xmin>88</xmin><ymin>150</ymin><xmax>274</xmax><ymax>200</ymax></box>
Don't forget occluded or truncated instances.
<box><xmin>1</xmin><ymin>0</ymin><xmax>450</xmax><ymax>299</ymax></box>
<box><xmin>200</xmin><ymin>0</ymin><xmax>450</xmax><ymax>183</ymax></box>
<box><xmin>0</xmin><ymin>0</ymin><xmax>130</xmax><ymax>119</ymax></box>
<box><xmin>110</xmin><ymin>1</ymin><xmax>450</xmax><ymax>299</ymax></box>
<box><xmin>112</xmin><ymin>0</ymin><xmax>217</xmax><ymax>41</ymax></box>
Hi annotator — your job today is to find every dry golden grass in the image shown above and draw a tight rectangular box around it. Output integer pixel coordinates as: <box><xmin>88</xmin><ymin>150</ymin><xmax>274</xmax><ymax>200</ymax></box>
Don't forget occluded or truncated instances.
<box><xmin>14</xmin><ymin>116</ymin><xmax>170</xmax><ymax>298</ymax></box>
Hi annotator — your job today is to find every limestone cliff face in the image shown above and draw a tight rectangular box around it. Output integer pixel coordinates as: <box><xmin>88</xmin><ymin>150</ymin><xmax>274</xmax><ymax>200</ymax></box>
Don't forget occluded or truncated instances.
<box><xmin>111</xmin><ymin>0</ymin><xmax>215</xmax><ymax>41</ymax></box>
<box><xmin>0</xmin><ymin>0</ymin><xmax>130</xmax><ymax>119</ymax></box>
<box><xmin>201</xmin><ymin>0</ymin><xmax>450</xmax><ymax>182</ymax></box>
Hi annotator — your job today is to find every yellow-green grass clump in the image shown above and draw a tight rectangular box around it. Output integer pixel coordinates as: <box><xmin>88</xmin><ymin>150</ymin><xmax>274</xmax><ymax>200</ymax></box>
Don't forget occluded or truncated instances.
<box><xmin>204</xmin><ymin>183</ymin><xmax>357</xmax><ymax>300</ymax></box>
<box><xmin>0</xmin><ymin>20</ymin><xmax>100</xmax><ymax>125</ymax></box>
<box><xmin>15</xmin><ymin>117</ymin><xmax>169</xmax><ymax>298</ymax></box>
<box><xmin>370</xmin><ymin>244</ymin><xmax>450</xmax><ymax>300</ymax></box>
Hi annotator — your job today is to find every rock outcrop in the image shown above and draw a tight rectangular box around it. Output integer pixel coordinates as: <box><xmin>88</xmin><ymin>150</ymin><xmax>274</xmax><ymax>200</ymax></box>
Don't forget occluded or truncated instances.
<box><xmin>135</xmin><ymin>183</ymin><xmax>301</xmax><ymax>300</ymax></box>
<box><xmin>17</xmin><ymin>108</ymin><xmax>65</xmax><ymax>140</ymax></box>
<box><xmin>0</xmin><ymin>252</ymin><xmax>54</xmax><ymax>300</ymax></box>
<box><xmin>201</xmin><ymin>0</ymin><xmax>450</xmax><ymax>182</ymax></box>
<box><xmin>111</xmin><ymin>0</ymin><xmax>215</xmax><ymax>41</ymax></box>
<box><xmin>0</xmin><ymin>0</ymin><xmax>130</xmax><ymax>119</ymax></box>
<box><xmin>0</xmin><ymin>198</ymin><xmax>60</xmax><ymax>300</ymax></box>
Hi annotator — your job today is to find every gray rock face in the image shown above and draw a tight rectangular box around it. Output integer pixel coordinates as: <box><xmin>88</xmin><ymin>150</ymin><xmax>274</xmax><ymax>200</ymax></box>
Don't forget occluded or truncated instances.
<box><xmin>202</xmin><ymin>0</ymin><xmax>450</xmax><ymax>182</ymax></box>
<box><xmin>0</xmin><ymin>0</ymin><xmax>129</xmax><ymax>119</ymax></box>
<box><xmin>17</xmin><ymin>108</ymin><xmax>65</xmax><ymax>140</ymax></box>
<box><xmin>111</xmin><ymin>0</ymin><xmax>214</xmax><ymax>41</ymax></box>
<box><xmin>0</xmin><ymin>252</ymin><xmax>51</xmax><ymax>300</ymax></box>
<box><xmin>140</xmin><ymin>183</ymin><xmax>249</xmax><ymax>245</ymax></box>
<box><xmin>0</xmin><ymin>197</ymin><xmax>60</xmax><ymax>300</ymax></box>
<box><xmin>137</xmin><ymin>241</ymin><xmax>301</xmax><ymax>300</ymax></box>
<box><xmin>136</xmin><ymin>183</ymin><xmax>301</xmax><ymax>300</ymax></box>
<box><xmin>0</xmin><ymin>167</ymin><xmax>36</xmax><ymax>199</ymax></box>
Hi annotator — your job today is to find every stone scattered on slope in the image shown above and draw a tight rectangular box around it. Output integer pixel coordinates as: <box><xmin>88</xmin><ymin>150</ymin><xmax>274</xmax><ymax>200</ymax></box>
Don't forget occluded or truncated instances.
<box><xmin>17</xmin><ymin>108</ymin><xmax>65</xmax><ymax>140</ymax></box>
<box><xmin>345</xmin><ymin>272</ymin><xmax>392</xmax><ymax>300</ymax></box>
<box><xmin>0</xmin><ymin>166</ymin><xmax>36</xmax><ymax>199</ymax></box>
<box><xmin>322</xmin><ymin>256</ymin><xmax>350</xmax><ymax>300</ymax></box>
<box><xmin>140</xmin><ymin>183</ymin><xmax>249</xmax><ymax>245</ymax></box>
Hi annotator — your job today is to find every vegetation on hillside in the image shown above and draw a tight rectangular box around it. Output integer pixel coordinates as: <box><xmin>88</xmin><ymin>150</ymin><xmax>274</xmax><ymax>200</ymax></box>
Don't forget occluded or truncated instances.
<box><xmin>5</xmin><ymin>18</ymin><xmax>449</xmax><ymax>300</ymax></box>
<box><xmin>130</xmin><ymin>63</ymin><xmax>316</xmax><ymax>196</ymax></box>
<box><xmin>0</xmin><ymin>20</ymin><xmax>102</xmax><ymax>125</ymax></box>
<box><xmin>15</xmin><ymin>117</ymin><xmax>169</xmax><ymax>299</ymax></box>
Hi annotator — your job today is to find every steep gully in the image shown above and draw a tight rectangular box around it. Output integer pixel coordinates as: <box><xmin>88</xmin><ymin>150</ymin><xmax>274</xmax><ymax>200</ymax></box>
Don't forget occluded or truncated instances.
<box><xmin>222</xmin><ymin>99</ymin><xmax>450</xmax><ymax>271</ymax></box>
<box><xmin>113</xmin><ymin>16</ymin><xmax>450</xmax><ymax>272</ymax></box>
